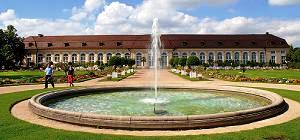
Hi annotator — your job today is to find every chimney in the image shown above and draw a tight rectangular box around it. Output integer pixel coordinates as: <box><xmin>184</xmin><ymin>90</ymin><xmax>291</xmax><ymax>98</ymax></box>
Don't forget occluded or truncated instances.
<box><xmin>38</xmin><ymin>34</ymin><xmax>44</xmax><ymax>37</ymax></box>
<box><xmin>266</xmin><ymin>32</ymin><xmax>269</xmax><ymax>35</ymax></box>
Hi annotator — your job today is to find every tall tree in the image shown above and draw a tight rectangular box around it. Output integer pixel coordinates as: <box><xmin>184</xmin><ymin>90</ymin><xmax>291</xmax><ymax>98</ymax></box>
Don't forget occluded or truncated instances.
<box><xmin>0</xmin><ymin>25</ymin><xmax>25</xmax><ymax>69</ymax></box>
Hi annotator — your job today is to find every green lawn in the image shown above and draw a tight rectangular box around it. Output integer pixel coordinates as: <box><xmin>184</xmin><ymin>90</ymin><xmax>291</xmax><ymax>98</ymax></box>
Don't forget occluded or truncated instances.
<box><xmin>1</xmin><ymin>88</ymin><xmax>300</xmax><ymax>139</ymax></box>
<box><xmin>217</xmin><ymin>69</ymin><xmax>300</xmax><ymax>79</ymax></box>
<box><xmin>0</xmin><ymin>70</ymin><xmax>89</xmax><ymax>79</ymax></box>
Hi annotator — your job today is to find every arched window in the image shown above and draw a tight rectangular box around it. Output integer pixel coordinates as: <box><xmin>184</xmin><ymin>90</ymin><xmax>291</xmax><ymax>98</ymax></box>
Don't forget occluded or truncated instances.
<box><xmin>161</xmin><ymin>53</ymin><xmax>168</xmax><ymax>67</ymax></box>
<box><xmin>54</xmin><ymin>54</ymin><xmax>60</xmax><ymax>62</ymax></box>
<box><xmin>107</xmin><ymin>53</ymin><xmax>112</xmax><ymax>62</ymax></box>
<box><xmin>46</xmin><ymin>54</ymin><xmax>52</xmax><ymax>63</ymax></box>
<box><xmin>98</xmin><ymin>53</ymin><xmax>103</xmax><ymax>62</ymax></box>
<box><xmin>125</xmin><ymin>53</ymin><xmax>130</xmax><ymax>59</ymax></box>
<box><xmin>208</xmin><ymin>52</ymin><xmax>214</xmax><ymax>61</ymax></box>
<box><xmin>37</xmin><ymin>54</ymin><xmax>43</xmax><ymax>63</ymax></box>
<box><xmin>251</xmin><ymin>52</ymin><xmax>257</xmax><ymax>62</ymax></box>
<box><xmin>191</xmin><ymin>52</ymin><xmax>196</xmax><ymax>56</ymax></box>
<box><xmin>71</xmin><ymin>54</ymin><xmax>77</xmax><ymax>63</ymax></box>
<box><xmin>226</xmin><ymin>52</ymin><xmax>231</xmax><ymax>61</ymax></box>
<box><xmin>116</xmin><ymin>53</ymin><xmax>121</xmax><ymax>57</ymax></box>
<box><xmin>217</xmin><ymin>52</ymin><xmax>223</xmax><ymax>61</ymax></box>
<box><xmin>234</xmin><ymin>52</ymin><xmax>240</xmax><ymax>62</ymax></box>
<box><xmin>260</xmin><ymin>52</ymin><xmax>265</xmax><ymax>63</ymax></box>
<box><xmin>136</xmin><ymin>53</ymin><xmax>142</xmax><ymax>66</ymax></box>
<box><xmin>243</xmin><ymin>52</ymin><xmax>248</xmax><ymax>64</ymax></box>
<box><xmin>182</xmin><ymin>52</ymin><xmax>187</xmax><ymax>58</ymax></box>
<box><xmin>89</xmin><ymin>53</ymin><xmax>95</xmax><ymax>62</ymax></box>
<box><xmin>173</xmin><ymin>52</ymin><xmax>179</xmax><ymax>58</ymax></box>
<box><xmin>199</xmin><ymin>52</ymin><xmax>205</xmax><ymax>64</ymax></box>
<box><xmin>80</xmin><ymin>53</ymin><xmax>86</xmax><ymax>63</ymax></box>
<box><xmin>63</xmin><ymin>54</ymin><xmax>69</xmax><ymax>63</ymax></box>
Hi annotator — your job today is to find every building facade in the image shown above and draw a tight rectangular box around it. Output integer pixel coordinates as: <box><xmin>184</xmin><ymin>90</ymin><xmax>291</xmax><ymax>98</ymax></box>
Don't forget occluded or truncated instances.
<box><xmin>24</xmin><ymin>33</ymin><xmax>290</xmax><ymax>67</ymax></box>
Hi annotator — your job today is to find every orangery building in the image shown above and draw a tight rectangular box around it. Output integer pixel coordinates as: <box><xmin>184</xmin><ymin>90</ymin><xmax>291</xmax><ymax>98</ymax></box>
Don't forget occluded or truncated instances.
<box><xmin>24</xmin><ymin>33</ymin><xmax>290</xmax><ymax>67</ymax></box>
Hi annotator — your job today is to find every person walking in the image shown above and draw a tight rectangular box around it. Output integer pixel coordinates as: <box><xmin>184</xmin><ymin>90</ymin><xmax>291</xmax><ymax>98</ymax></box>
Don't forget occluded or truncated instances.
<box><xmin>67</xmin><ymin>65</ymin><xmax>75</xmax><ymax>87</ymax></box>
<box><xmin>44</xmin><ymin>63</ymin><xmax>55</xmax><ymax>88</ymax></box>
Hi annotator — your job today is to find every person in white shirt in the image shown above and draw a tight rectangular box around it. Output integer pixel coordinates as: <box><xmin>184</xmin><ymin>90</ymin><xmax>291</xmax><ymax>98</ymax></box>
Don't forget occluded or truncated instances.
<box><xmin>44</xmin><ymin>63</ymin><xmax>55</xmax><ymax>88</ymax></box>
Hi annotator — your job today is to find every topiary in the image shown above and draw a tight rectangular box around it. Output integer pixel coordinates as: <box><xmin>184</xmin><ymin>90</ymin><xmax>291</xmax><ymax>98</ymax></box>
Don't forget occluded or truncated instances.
<box><xmin>179</xmin><ymin>57</ymin><xmax>187</xmax><ymax>66</ymax></box>
<box><xmin>187</xmin><ymin>56</ymin><xmax>200</xmax><ymax>67</ymax></box>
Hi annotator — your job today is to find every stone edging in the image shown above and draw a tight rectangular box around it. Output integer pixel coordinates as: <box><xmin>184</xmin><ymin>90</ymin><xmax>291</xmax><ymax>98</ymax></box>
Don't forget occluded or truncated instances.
<box><xmin>28</xmin><ymin>86</ymin><xmax>288</xmax><ymax>130</ymax></box>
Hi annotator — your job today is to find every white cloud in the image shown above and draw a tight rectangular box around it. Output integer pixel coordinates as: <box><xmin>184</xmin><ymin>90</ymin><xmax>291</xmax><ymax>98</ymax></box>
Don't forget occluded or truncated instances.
<box><xmin>0</xmin><ymin>1</ymin><xmax>300</xmax><ymax>47</ymax></box>
<box><xmin>0</xmin><ymin>9</ymin><xmax>16</xmax><ymax>21</ymax></box>
<box><xmin>71</xmin><ymin>0</ymin><xmax>105</xmax><ymax>21</ymax></box>
<box><xmin>268</xmin><ymin>0</ymin><xmax>300</xmax><ymax>6</ymax></box>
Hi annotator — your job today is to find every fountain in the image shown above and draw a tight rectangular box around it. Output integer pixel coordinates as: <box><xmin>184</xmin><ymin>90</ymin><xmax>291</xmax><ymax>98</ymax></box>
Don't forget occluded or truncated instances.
<box><xmin>28</xmin><ymin>18</ymin><xmax>288</xmax><ymax>130</ymax></box>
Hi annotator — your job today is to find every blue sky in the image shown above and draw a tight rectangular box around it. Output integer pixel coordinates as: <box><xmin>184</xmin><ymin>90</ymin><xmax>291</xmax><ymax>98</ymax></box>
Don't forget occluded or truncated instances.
<box><xmin>0</xmin><ymin>0</ymin><xmax>300</xmax><ymax>46</ymax></box>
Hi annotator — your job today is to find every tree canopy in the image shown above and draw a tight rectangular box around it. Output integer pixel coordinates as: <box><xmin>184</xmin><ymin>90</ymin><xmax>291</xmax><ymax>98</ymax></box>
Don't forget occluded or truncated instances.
<box><xmin>0</xmin><ymin>25</ymin><xmax>25</xmax><ymax>69</ymax></box>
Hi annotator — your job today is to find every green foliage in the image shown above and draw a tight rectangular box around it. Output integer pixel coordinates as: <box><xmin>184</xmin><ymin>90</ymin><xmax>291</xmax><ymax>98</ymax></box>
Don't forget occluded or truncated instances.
<box><xmin>128</xmin><ymin>58</ymin><xmax>136</xmax><ymax>68</ymax></box>
<box><xmin>187</xmin><ymin>56</ymin><xmax>200</xmax><ymax>67</ymax></box>
<box><xmin>0</xmin><ymin>25</ymin><xmax>25</xmax><ymax>69</ymax></box>
<box><xmin>108</xmin><ymin>56</ymin><xmax>121</xmax><ymax>67</ymax></box>
<box><xmin>179</xmin><ymin>57</ymin><xmax>187</xmax><ymax>66</ymax></box>
<box><xmin>120</xmin><ymin>57</ymin><xmax>128</xmax><ymax>67</ymax></box>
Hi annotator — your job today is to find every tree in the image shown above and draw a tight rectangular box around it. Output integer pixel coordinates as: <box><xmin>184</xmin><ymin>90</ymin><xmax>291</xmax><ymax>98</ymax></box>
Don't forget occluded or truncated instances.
<box><xmin>173</xmin><ymin>57</ymin><xmax>179</xmax><ymax>67</ymax></box>
<box><xmin>120</xmin><ymin>57</ymin><xmax>128</xmax><ymax>67</ymax></box>
<box><xmin>187</xmin><ymin>56</ymin><xmax>200</xmax><ymax>67</ymax></box>
<box><xmin>128</xmin><ymin>59</ymin><xmax>135</xmax><ymax>68</ymax></box>
<box><xmin>0</xmin><ymin>25</ymin><xmax>25</xmax><ymax>69</ymax></box>
<box><xmin>179</xmin><ymin>57</ymin><xmax>187</xmax><ymax>66</ymax></box>
<box><xmin>108</xmin><ymin>56</ymin><xmax>121</xmax><ymax>68</ymax></box>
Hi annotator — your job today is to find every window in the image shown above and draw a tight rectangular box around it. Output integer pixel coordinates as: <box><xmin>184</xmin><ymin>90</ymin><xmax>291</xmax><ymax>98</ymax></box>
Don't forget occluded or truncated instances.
<box><xmin>199</xmin><ymin>52</ymin><xmax>205</xmax><ymax>64</ymax></box>
<box><xmin>251</xmin><ymin>52</ymin><xmax>257</xmax><ymax>62</ymax></box>
<box><xmin>99</xmin><ymin>42</ymin><xmax>105</xmax><ymax>46</ymax></box>
<box><xmin>63</xmin><ymin>54</ymin><xmax>69</xmax><ymax>63</ymax></box>
<box><xmin>281</xmin><ymin>50</ymin><xmax>286</xmax><ymax>64</ymax></box>
<box><xmin>64</xmin><ymin>43</ymin><xmax>70</xmax><ymax>47</ymax></box>
<box><xmin>208</xmin><ymin>52</ymin><xmax>214</xmax><ymax>61</ymax></box>
<box><xmin>26</xmin><ymin>53</ymin><xmax>32</xmax><ymax>63</ymax></box>
<box><xmin>37</xmin><ymin>54</ymin><xmax>43</xmax><ymax>63</ymax></box>
<box><xmin>80</xmin><ymin>54</ymin><xmax>86</xmax><ymax>63</ymax></box>
<box><xmin>271</xmin><ymin>51</ymin><xmax>276</xmax><ymax>63</ymax></box>
<box><xmin>125</xmin><ymin>53</ymin><xmax>130</xmax><ymax>59</ymax></box>
<box><xmin>98</xmin><ymin>53</ymin><xmax>103</xmax><ymax>62</ymax></box>
<box><xmin>29</xmin><ymin>43</ymin><xmax>34</xmax><ymax>47</ymax></box>
<box><xmin>48</xmin><ymin>43</ymin><xmax>53</xmax><ymax>47</ymax></box>
<box><xmin>226</xmin><ymin>52</ymin><xmax>231</xmax><ymax>61</ymax></box>
<box><xmin>82</xmin><ymin>42</ymin><xmax>87</xmax><ymax>46</ymax></box>
<box><xmin>217</xmin><ymin>52</ymin><xmax>223</xmax><ymax>61</ymax></box>
<box><xmin>260</xmin><ymin>52</ymin><xmax>265</xmax><ymax>63</ymax></box>
<box><xmin>89</xmin><ymin>53</ymin><xmax>95</xmax><ymax>62</ymax></box>
<box><xmin>46</xmin><ymin>54</ymin><xmax>52</xmax><ymax>63</ymax></box>
<box><xmin>251</xmin><ymin>42</ymin><xmax>257</xmax><ymax>45</ymax></box>
<box><xmin>182</xmin><ymin>52</ymin><xmax>187</xmax><ymax>58</ymax></box>
<box><xmin>200</xmin><ymin>42</ymin><xmax>205</xmax><ymax>46</ymax></box>
<box><xmin>54</xmin><ymin>54</ymin><xmax>60</xmax><ymax>62</ymax></box>
<box><xmin>234</xmin><ymin>42</ymin><xmax>240</xmax><ymax>46</ymax></box>
<box><xmin>71</xmin><ymin>54</ymin><xmax>77</xmax><ymax>63</ymax></box>
<box><xmin>107</xmin><ymin>53</ymin><xmax>112</xmax><ymax>62</ymax></box>
<box><xmin>191</xmin><ymin>52</ymin><xmax>196</xmax><ymax>56</ymax></box>
<box><xmin>234</xmin><ymin>52</ymin><xmax>240</xmax><ymax>62</ymax></box>
<box><xmin>136</xmin><ymin>53</ymin><xmax>142</xmax><ymax>66</ymax></box>
<box><xmin>173</xmin><ymin>52</ymin><xmax>179</xmax><ymax>58</ymax></box>
<box><xmin>242</xmin><ymin>52</ymin><xmax>248</xmax><ymax>64</ymax></box>
<box><xmin>182</xmin><ymin>42</ymin><xmax>188</xmax><ymax>46</ymax></box>
<box><xmin>161</xmin><ymin>53</ymin><xmax>168</xmax><ymax>67</ymax></box>
<box><xmin>116</xmin><ymin>53</ymin><xmax>121</xmax><ymax>57</ymax></box>
<box><xmin>217</xmin><ymin>42</ymin><xmax>223</xmax><ymax>46</ymax></box>
<box><xmin>117</xmin><ymin>42</ymin><xmax>122</xmax><ymax>46</ymax></box>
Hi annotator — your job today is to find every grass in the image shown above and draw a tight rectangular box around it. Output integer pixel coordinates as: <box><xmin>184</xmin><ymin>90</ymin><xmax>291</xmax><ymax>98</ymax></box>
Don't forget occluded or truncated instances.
<box><xmin>1</xmin><ymin>88</ymin><xmax>300</xmax><ymax>139</ymax></box>
<box><xmin>216</xmin><ymin>69</ymin><xmax>300</xmax><ymax>79</ymax></box>
<box><xmin>0</xmin><ymin>70</ymin><xmax>90</xmax><ymax>79</ymax></box>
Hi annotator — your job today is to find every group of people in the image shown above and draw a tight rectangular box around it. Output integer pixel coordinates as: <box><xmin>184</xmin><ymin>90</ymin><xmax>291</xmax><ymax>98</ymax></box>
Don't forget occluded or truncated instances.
<box><xmin>44</xmin><ymin>63</ymin><xmax>75</xmax><ymax>88</ymax></box>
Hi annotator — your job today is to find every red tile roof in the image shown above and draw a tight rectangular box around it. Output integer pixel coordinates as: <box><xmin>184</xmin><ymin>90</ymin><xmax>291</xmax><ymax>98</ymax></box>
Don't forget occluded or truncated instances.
<box><xmin>24</xmin><ymin>34</ymin><xmax>290</xmax><ymax>50</ymax></box>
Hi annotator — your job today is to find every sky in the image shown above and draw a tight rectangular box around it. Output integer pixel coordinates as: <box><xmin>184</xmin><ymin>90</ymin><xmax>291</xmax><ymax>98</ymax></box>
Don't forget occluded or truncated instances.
<box><xmin>0</xmin><ymin>0</ymin><xmax>300</xmax><ymax>46</ymax></box>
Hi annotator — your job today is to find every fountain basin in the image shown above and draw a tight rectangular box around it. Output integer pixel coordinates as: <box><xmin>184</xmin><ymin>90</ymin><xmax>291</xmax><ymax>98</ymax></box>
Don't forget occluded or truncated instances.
<box><xmin>29</xmin><ymin>86</ymin><xmax>287</xmax><ymax>130</ymax></box>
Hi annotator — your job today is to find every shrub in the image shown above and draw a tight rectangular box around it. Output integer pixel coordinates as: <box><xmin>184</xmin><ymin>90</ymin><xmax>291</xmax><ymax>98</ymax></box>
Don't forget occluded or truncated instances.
<box><xmin>187</xmin><ymin>56</ymin><xmax>200</xmax><ymax>67</ymax></box>
<box><xmin>108</xmin><ymin>56</ymin><xmax>121</xmax><ymax>67</ymax></box>
<box><xmin>179</xmin><ymin>57</ymin><xmax>187</xmax><ymax>66</ymax></box>
<box><xmin>128</xmin><ymin>59</ymin><xmax>135</xmax><ymax>68</ymax></box>
<box><xmin>120</xmin><ymin>57</ymin><xmax>128</xmax><ymax>67</ymax></box>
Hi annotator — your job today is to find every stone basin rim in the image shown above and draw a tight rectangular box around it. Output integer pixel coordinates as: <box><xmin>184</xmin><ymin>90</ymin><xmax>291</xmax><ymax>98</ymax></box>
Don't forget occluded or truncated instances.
<box><xmin>28</xmin><ymin>86</ymin><xmax>288</xmax><ymax>130</ymax></box>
